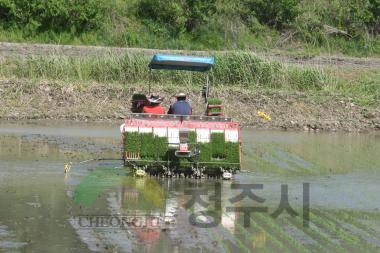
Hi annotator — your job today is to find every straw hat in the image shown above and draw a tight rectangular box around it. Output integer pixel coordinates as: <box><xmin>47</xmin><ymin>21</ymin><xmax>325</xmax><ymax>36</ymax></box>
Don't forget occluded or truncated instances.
<box><xmin>148</xmin><ymin>94</ymin><xmax>163</xmax><ymax>103</ymax></box>
<box><xmin>175</xmin><ymin>92</ymin><xmax>186</xmax><ymax>98</ymax></box>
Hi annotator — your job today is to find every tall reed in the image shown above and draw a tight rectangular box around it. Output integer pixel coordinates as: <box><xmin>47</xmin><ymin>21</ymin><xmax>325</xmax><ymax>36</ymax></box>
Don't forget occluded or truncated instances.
<box><xmin>0</xmin><ymin>51</ymin><xmax>335</xmax><ymax>92</ymax></box>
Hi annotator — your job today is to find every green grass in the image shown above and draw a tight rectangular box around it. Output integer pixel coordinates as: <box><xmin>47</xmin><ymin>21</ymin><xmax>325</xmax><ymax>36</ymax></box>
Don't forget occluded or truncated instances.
<box><xmin>337</xmin><ymin>74</ymin><xmax>380</xmax><ymax>106</ymax></box>
<box><xmin>0</xmin><ymin>1</ymin><xmax>379</xmax><ymax>57</ymax></box>
<box><xmin>0</xmin><ymin>50</ymin><xmax>378</xmax><ymax>107</ymax></box>
<box><xmin>1</xmin><ymin>0</ymin><xmax>380</xmax><ymax>57</ymax></box>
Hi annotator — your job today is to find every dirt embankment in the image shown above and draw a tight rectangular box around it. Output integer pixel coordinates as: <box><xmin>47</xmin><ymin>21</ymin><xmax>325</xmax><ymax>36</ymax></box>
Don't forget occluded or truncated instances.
<box><xmin>0</xmin><ymin>42</ymin><xmax>379</xmax><ymax>132</ymax></box>
<box><xmin>0</xmin><ymin>79</ymin><xmax>379</xmax><ymax>132</ymax></box>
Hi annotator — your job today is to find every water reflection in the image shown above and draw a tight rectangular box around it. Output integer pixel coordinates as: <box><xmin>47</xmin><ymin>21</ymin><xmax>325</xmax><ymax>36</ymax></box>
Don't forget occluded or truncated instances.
<box><xmin>1</xmin><ymin>122</ymin><xmax>380</xmax><ymax>252</ymax></box>
<box><xmin>77</xmin><ymin>174</ymin><xmax>245</xmax><ymax>252</ymax></box>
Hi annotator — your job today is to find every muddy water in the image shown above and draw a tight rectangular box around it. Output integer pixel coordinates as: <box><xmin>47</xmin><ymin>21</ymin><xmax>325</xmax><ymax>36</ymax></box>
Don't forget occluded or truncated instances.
<box><xmin>0</xmin><ymin>121</ymin><xmax>379</xmax><ymax>253</ymax></box>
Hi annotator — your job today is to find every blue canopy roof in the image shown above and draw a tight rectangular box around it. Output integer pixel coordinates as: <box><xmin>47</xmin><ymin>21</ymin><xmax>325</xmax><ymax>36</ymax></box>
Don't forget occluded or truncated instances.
<box><xmin>149</xmin><ymin>54</ymin><xmax>214</xmax><ymax>72</ymax></box>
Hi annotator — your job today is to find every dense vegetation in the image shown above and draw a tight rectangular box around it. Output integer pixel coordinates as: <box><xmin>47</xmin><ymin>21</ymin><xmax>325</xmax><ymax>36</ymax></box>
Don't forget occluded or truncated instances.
<box><xmin>0</xmin><ymin>51</ymin><xmax>331</xmax><ymax>93</ymax></box>
<box><xmin>1</xmin><ymin>51</ymin><xmax>378</xmax><ymax>106</ymax></box>
<box><xmin>0</xmin><ymin>0</ymin><xmax>379</xmax><ymax>55</ymax></box>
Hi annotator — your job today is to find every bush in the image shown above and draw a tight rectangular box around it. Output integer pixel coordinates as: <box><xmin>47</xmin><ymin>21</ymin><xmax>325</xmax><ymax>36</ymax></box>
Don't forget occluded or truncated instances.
<box><xmin>0</xmin><ymin>0</ymin><xmax>107</xmax><ymax>34</ymax></box>
<box><xmin>0</xmin><ymin>0</ymin><xmax>379</xmax><ymax>54</ymax></box>
<box><xmin>137</xmin><ymin>0</ymin><xmax>186</xmax><ymax>36</ymax></box>
<box><xmin>295</xmin><ymin>0</ymin><xmax>380</xmax><ymax>41</ymax></box>
<box><xmin>241</xmin><ymin>0</ymin><xmax>300</xmax><ymax>30</ymax></box>
<box><xmin>136</xmin><ymin>0</ymin><xmax>216</xmax><ymax>37</ymax></box>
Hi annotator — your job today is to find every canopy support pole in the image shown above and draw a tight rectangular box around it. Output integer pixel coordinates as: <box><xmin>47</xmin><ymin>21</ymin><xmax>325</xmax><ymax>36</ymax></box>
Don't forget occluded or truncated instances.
<box><xmin>203</xmin><ymin>73</ymin><xmax>210</xmax><ymax>115</ymax></box>
<box><xmin>148</xmin><ymin>68</ymin><xmax>152</xmax><ymax>95</ymax></box>
<box><xmin>206</xmin><ymin>74</ymin><xmax>209</xmax><ymax>103</ymax></box>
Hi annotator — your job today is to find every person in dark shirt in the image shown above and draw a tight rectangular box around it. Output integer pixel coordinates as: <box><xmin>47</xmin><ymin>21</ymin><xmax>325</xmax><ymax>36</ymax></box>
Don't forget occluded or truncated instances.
<box><xmin>167</xmin><ymin>93</ymin><xmax>192</xmax><ymax>115</ymax></box>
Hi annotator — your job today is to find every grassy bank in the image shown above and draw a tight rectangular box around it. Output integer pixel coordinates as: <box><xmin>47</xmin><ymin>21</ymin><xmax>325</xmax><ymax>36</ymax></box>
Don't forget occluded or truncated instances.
<box><xmin>0</xmin><ymin>51</ymin><xmax>379</xmax><ymax>106</ymax></box>
<box><xmin>0</xmin><ymin>49</ymin><xmax>379</xmax><ymax>131</ymax></box>
<box><xmin>0</xmin><ymin>0</ymin><xmax>379</xmax><ymax>56</ymax></box>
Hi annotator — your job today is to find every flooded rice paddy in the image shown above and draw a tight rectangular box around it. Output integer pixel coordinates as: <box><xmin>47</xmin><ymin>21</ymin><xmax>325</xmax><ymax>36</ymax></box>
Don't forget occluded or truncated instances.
<box><xmin>0</xmin><ymin>120</ymin><xmax>379</xmax><ymax>253</ymax></box>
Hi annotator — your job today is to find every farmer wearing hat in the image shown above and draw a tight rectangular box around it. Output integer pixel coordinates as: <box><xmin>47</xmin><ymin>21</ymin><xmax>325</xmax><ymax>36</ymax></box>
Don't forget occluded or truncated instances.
<box><xmin>167</xmin><ymin>92</ymin><xmax>192</xmax><ymax>115</ymax></box>
<box><xmin>142</xmin><ymin>94</ymin><xmax>165</xmax><ymax>114</ymax></box>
